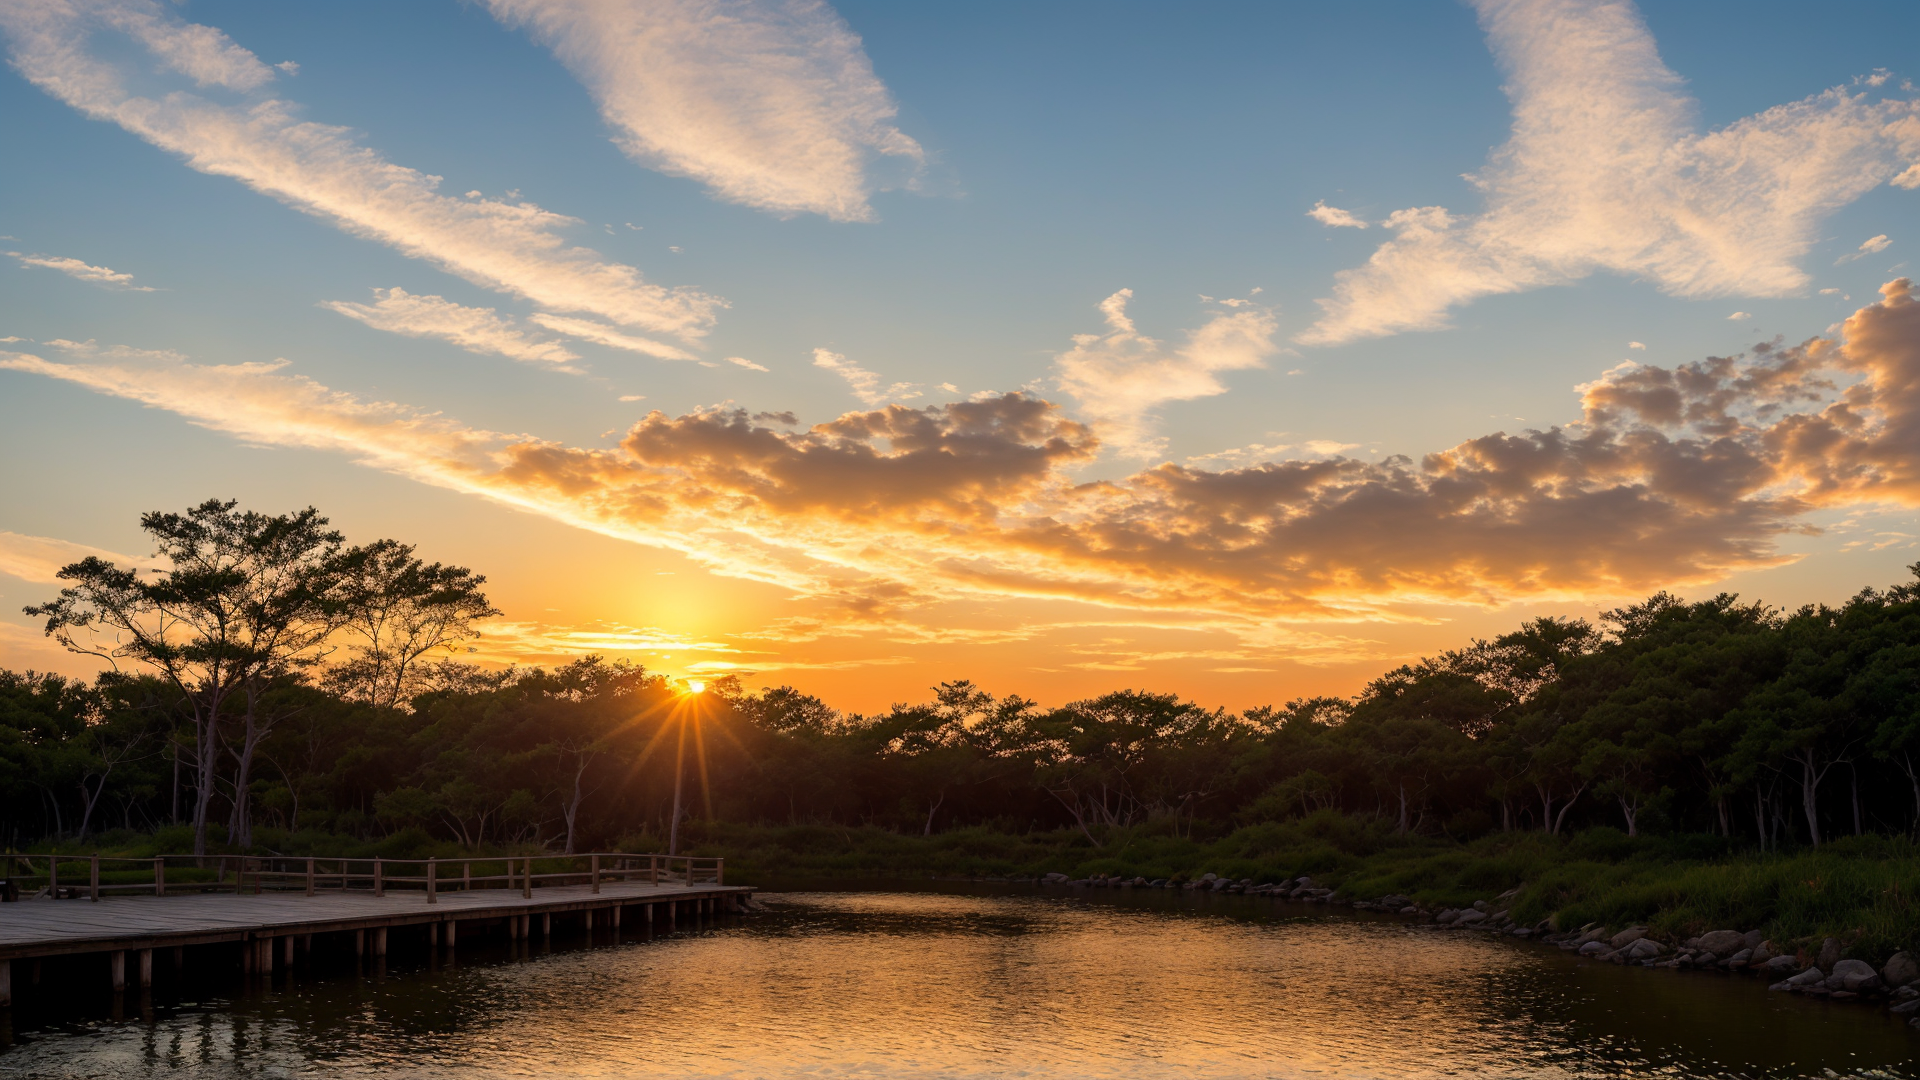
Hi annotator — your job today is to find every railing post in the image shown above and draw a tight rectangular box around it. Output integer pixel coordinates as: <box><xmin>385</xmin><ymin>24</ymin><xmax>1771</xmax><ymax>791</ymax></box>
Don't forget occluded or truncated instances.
<box><xmin>591</xmin><ymin>854</ymin><xmax>600</xmax><ymax>894</ymax></box>
<box><xmin>717</xmin><ymin>858</ymin><xmax>724</xmax><ymax>886</ymax></box>
<box><xmin>522</xmin><ymin>856</ymin><xmax>532</xmax><ymax>899</ymax></box>
<box><xmin>155</xmin><ymin>856</ymin><xmax>165</xmax><ymax>896</ymax></box>
<box><xmin>650</xmin><ymin>854</ymin><xmax>658</xmax><ymax>886</ymax></box>
<box><xmin>374</xmin><ymin>857</ymin><xmax>384</xmax><ymax>898</ymax></box>
<box><xmin>306</xmin><ymin>857</ymin><xmax>316</xmax><ymax>897</ymax></box>
<box><xmin>428</xmin><ymin>858</ymin><xmax>437</xmax><ymax>904</ymax></box>
<box><xmin>48</xmin><ymin>853</ymin><xmax>57</xmax><ymax>897</ymax></box>
<box><xmin>90</xmin><ymin>855</ymin><xmax>99</xmax><ymax>902</ymax></box>
<box><xmin>463</xmin><ymin>860</ymin><xmax>471</xmax><ymax>892</ymax></box>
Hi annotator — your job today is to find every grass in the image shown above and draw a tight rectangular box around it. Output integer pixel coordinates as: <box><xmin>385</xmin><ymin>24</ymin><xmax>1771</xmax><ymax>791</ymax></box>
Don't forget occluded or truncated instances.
<box><xmin>30</xmin><ymin>813</ymin><xmax>1920</xmax><ymax>964</ymax></box>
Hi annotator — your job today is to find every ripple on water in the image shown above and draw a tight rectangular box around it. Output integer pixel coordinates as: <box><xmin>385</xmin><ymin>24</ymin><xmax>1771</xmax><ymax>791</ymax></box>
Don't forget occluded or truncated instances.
<box><xmin>0</xmin><ymin>889</ymin><xmax>1911</xmax><ymax>1079</ymax></box>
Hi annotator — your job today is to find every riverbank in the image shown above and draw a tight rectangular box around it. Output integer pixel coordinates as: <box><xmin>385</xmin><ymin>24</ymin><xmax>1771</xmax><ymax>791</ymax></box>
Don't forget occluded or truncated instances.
<box><xmin>686</xmin><ymin>815</ymin><xmax>1920</xmax><ymax>968</ymax></box>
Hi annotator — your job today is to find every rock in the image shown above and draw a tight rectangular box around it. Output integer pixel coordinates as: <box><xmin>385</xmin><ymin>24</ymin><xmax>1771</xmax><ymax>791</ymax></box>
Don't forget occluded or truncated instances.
<box><xmin>1816</xmin><ymin>938</ymin><xmax>1841</xmax><ymax>972</ymax></box>
<box><xmin>1723</xmin><ymin>948</ymin><xmax>1753</xmax><ymax>968</ymax></box>
<box><xmin>1436</xmin><ymin>910</ymin><xmax>1460</xmax><ymax>924</ymax></box>
<box><xmin>1043</xmin><ymin>872</ymin><xmax>1069</xmax><ymax>882</ymax></box>
<box><xmin>1783</xmin><ymin>966</ymin><xmax>1827</xmax><ymax>990</ymax></box>
<box><xmin>1609</xmin><ymin>926</ymin><xmax>1650</xmax><ymax>950</ymax></box>
<box><xmin>1457</xmin><ymin>909</ymin><xmax>1489</xmax><ymax>925</ymax></box>
<box><xmin>1625</xmin><ymin>938</ymin><xmax>1664</xmax><ymax>961</ymax></box>
<box><xmin>1831</xmin><ymin>990</ymin><xmax>1859</xmax><ymax>1001</ymax></box>
<box><xmin>1695</xmin><ymin>930</ymin><xmax>1745</xmax><ymax>956</ymax></box>
<box><xmin>1472</xmin><ymin>900</ymin><xmax>1489</xmax><ymax>913</ymax></box>
<box><xmin>1741</xmin><ymin>929</ymin><xmax>1765</xmax><ymax>951</ymax></box>
<box><xmin>1579</xmin><ymin>941</ymin><xmax>1610</xmax><ymax>956</ymax></box>
<box><xmin>1201</xmin><ymin>873</ymin><xmax>1218</xmax><ymax>883</ymax></box>
<box><xmin>1831</xmin><ymin>958</ymin><xmax>1879</xmax><ymax>992</ymax></box>
<box><xmin>1575</xmin><ymin>927</ymin><xmax>1610</xmax><ymax>946</ymax></box>
<box><xmin>1750</xmin><ymin>942</ymin><xmax>1774</xmax><ymax>965</ymax></box>
<box><xmin>1401</xmin><ymin>906</ymin><xmax>1421</xmax><ymax>916</ymax></box>
<box><xmin>1884</xmin><ymin>951</ymin><xmax>1920</xmax><ymax>988</ymax></box>
<box><xmin>1764</xmin><ymin>955</ymin><xmax>1800</xmax><ymax>975</ymax></box>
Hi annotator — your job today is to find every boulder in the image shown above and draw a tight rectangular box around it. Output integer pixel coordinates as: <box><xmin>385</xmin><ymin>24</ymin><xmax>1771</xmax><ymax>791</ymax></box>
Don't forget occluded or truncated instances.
<box><xmin>1722</xmin><ymin>948</ymin><xmax>1753</xmax><ymax>968</ymax></box>
<box><xmin>1436</xmin><ymin>910</ymin><xmax>1460</xmax><ymax>924</ymax></box>
<box><xmin>1579</xmin><ymin>941</ymin><xmax>1610</xmax><ymax>956</ymax></box>
<box><xmin>1200</xmin><ymin>873</ymin><xmax>1218</xmax><ymax>883</ymax></box>
<box><xmin>1831</xmin><ymin>958</ymin><xmax>1880</xmax><ymax>992</ymax></box>
<box><xmin>1457</xmin><ymin>909</ymin><xmax>1489</xmax><ymax>925</ymax></box>
<box><xmin>1783</xmin><ymin>966</ymin><xmax>1827</xmax><ymax>989</ymax></box>
<box><xmin>1764</xmin><ymin>955</ymin><xmax>1800</xmax><ymax>975</ymax></box>
<box><xmin>1472</xmin><ymin>900</ymin><xmax>1489</xmax><ymax>913</ymax></box>
<box><xmin>1884</xmin><ymin>951</ymin><xmax>1920</xmax><ymax>988</ymax></box>
<box><xmin>1891</xmin><ymin>997</ymin><xmax>1920</xmax><ymax>1016</ymax></box>
<box><xmin>1742</xmin><ymin>929</ymin><xmax>1765</xmax><ymax>950</ymax></box>
<box><xmin>1816</xmin><ymin>938</ymin><xmax>1841</xmax><ymax>972</ymax></box>
<box><xmin>1575</xmin><ymin>927</ymin><xmax>1610</xmax><ymax>946</ymax></box>
<box><xmin>1695</xmin><ymin>930</ymin><xmax>1746</xmax><ymax>956</ymax></box>
<box><xmin>1400</xmin><ymin>906</ymin><xmax>1422</xmax><ymax>916</ymax></box>
<box><xmin>1749</xmin><ymin>942</ymin><xmax>1774</xmax><ymax>965</ymax></box>
<box><xmin>1609</xmin><ymin>926</ymin><xmax>1650</xmax><ymax>950</ymax></box>
<box><xmin>1043</xmin><ymin>872</ymin><xmax>1069</xmax><ymax>882</ymax></box>
<box><xmin>1625</xmin><ymin>938</ymin><xmax>1664</xmax><ymax>961</ymax></box>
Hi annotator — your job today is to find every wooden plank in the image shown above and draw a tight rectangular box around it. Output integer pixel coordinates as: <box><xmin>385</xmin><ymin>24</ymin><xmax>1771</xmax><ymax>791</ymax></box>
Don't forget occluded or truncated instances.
<box><xmin>0</xmin><ymin>881</ymin><xmax>752</xmax><ymax>959</ymax></box>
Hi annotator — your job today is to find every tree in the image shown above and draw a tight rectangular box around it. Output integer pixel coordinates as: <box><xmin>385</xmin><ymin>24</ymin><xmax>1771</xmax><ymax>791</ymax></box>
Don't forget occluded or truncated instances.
<box><xmin>326</xmin><ymin>540</ymin><xmax>498</xmax><ymax>709</ymax></box>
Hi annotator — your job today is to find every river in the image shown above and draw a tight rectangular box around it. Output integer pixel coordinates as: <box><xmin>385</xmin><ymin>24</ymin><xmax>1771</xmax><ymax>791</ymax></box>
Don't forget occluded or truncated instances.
<box><xmin>0</xmin><ymin>885</ymin><xmax>1910</xmax><ymax>1078</ymax></box>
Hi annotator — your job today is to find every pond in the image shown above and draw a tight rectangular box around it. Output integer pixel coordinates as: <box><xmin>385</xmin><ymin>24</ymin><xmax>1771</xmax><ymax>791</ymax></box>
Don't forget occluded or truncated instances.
<box><xmin>0</xmin><ymin>885</ymin><xmax>1911</xmax><ymax>1078</ymax></box>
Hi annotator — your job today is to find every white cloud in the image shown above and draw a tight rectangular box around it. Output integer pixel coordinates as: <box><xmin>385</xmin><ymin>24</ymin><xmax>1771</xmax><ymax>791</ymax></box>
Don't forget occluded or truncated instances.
<box><xmin>812</xmin><ymin>348</ymin><xmax>917</xmax><ymax>405</ymax></box>
<box><xmin>1628</xmin><ymin>340</ymin><xmax>1646</xmax><ymax>349</ymax></box>
<box><xmin>1728</xmin><ymin>311</ymin><xmax>1752</xmax><ymax>320</ymax></box>
<box><xmin>527</xmin><ymin>313</ymin><xmax>698</xmax><ymax>361</ymax></box>
<box><xmin>1053</xmin><ymin>290</ymin><xmax>1278</xmax><ymax>458</ymax></box>
<box><xmin>8</xmin><ymin>251</ymin><xmax>153</xmax><ymax>291</ymax></box>
<box><xmin>1838</xmin><ymin>233</ymin><xmax>1893</xmax><ymax>264</ymax></box>
<box><xmin>1300</xmin><ymin>0</ymin><xmax>1920</xmax><ymax>346</ymax></box>
<box><xmin>727</xmin><ymin>356</ymin><xmax>770</xmax><ymax>372</ymax></box>
<box><xmin>1822</xmin><ymin>288</ymin><xmax>1843</xmax><ymax>295</ymax></box>
<box><xmin>323</xmin><ymin>287</ymin><xmax>578</xmax><ymax>366</ymax></box>
<box><xmin>0</xmin><ymin>530</ymin><xmax>138</xmax><ymax>583</ymax></box>
<box><xmin>484</xmin><ymin>0</ymin><xmax>923</xmax><ymax>222</ymax></box>
<box><xmin>0</xmin><ymin>0</ymin><xmax>719</xmax><ymax>341</ymax></box>
<box><xmin>1307</xmin><ymin>200</ymin><xmax>1368</xmax><ymax>229</ymax></box>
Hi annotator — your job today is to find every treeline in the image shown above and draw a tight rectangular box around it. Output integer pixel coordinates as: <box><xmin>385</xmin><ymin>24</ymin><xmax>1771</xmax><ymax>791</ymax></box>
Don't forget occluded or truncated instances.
<box><xmin>10</xmin><ymin>499</ymin><xmax>1920</xmax><ymax>856</ymax></box>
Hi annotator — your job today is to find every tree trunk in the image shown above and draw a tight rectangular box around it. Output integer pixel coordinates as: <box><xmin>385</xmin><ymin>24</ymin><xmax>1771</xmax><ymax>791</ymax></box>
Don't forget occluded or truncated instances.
<box><xmin>1798</xmin><ymin>751</ymin><xmax>1823</xmax><ymax>848</ymax></box>
<box><xmin>191</xmin><ymin>706</ymin><xmax>221</xmax><ymax>858</ymax></box>
<box><xmin>1618</xmin><ymin>793</ymin><xmax>1638</xmax><ymax>838</ymax></box>
<box><xmin>1852</xmin><ymin>765</ymin><xmax>1863</xmax><ymax>836</ymax></box>
<box><xmin>1903</xmin><ymin>754</ymin><xmax>1920</xmax><ymax>837</ymax></box>
<box><xmin>1397</xmin><ymin>783</ymin><xmax>1410</xmax><ymax>835</ymax></box>
<box><xmin>924</xmin><ymin>791</ymin><xmax>945</xmax><ymax>836</ymax></box>
<box><xmin>1550</xmin><ymin>783</ymin><xmax>1586</xmax><ymax>836</ymax></box>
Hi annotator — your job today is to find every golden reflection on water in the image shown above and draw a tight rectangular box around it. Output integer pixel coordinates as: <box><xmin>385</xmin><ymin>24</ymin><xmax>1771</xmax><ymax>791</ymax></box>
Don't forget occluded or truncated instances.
<box><xmin>2</xmin><ymin>889</ymin><xmax>1914</xmax><ymax>1078</ymax></box>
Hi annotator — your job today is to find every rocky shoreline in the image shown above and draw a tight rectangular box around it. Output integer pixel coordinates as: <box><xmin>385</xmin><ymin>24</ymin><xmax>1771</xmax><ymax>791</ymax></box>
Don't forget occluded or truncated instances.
<box><xmin>1015</xmin><ymin>871</ymin><xmax>1920</xmax><ymax>1028</ymax></box>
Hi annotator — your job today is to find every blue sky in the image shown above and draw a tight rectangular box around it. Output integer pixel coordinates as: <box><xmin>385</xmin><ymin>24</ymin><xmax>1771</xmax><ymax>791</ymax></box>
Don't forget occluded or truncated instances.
<box><xmin>3</xmin><ymin>0</ymin><xmax>1919</xmax><ymax>709</ymax></box>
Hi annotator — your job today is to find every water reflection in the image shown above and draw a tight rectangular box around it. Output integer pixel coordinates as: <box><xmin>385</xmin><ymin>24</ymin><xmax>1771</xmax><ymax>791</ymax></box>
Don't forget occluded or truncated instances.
<box><xmin>0</xmin><ymin>889</ymin><xmax>1912</xmax><ymax>1078</ymax></box>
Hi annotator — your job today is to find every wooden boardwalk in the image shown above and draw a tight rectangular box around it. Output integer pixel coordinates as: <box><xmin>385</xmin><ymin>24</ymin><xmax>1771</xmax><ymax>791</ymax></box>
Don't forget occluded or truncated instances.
<box><xmin>0</xmin><ymin>865</ymin><xmax>753</xmax><ymax>1003</ymax></box>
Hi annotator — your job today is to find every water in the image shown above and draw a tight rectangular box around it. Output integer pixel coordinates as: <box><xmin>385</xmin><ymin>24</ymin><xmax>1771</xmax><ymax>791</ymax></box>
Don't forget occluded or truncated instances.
<box><xmin>0</xmin><ymin>886</ymin><xmax>1911</xmax><ymax>1078</ymax></box>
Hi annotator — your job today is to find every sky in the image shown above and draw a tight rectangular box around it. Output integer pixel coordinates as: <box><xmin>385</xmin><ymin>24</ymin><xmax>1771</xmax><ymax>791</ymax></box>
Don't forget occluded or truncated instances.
<box><xmin>2</xmin><ymin>0</ymin><xmax>1920</xmax><ymax>713</ymax></box>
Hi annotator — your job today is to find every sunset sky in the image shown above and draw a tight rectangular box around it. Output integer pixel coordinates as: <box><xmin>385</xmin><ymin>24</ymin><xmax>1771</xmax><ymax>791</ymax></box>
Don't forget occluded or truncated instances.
<box><xmin>4</xmin><ymin>0</ymin><xmax>1920</xmax><ymax>712</ymax></box>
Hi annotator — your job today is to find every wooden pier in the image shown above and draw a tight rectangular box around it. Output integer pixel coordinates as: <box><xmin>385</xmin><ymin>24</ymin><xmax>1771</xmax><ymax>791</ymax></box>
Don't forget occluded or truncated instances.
<box><xmin>0</xmin><ymin>852</ymin><xmax>752</xmax><ymax>1003</ymax></box>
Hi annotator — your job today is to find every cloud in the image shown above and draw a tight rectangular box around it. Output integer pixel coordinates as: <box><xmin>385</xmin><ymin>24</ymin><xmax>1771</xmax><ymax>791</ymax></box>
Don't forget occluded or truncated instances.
<box><xmin>0</xmin><ymin>530</ymin><xmax>138</xmax><ymax>583</ymax></box>
<box><xmin>527</xmin><ymin>313</ymin><xmax>699</xmax><ymax>361</ymax></box>
<box><xmin>1307</xmin><ymin>201</ymin><xmax>1369</xmax><ymax>229</ymax></box>
<box><xmin>0</xmin><ymin>0</ymin><xmax>720</xmax><ymax>341</ymax></box>
<box><xmin>16</xmin><ymin>284</ymin><xmax>1920</xmax><ymax>637</ymax></box>
<box><xmin>727</xmin><ymin>356</ymin><xmax>770</xmax><ymax>372</ymax></box>
<box><xmin>1728</xmin><ymin>312</ymin><xmax>1752</xmax><ymax>320</ymax></box>
<box><xmin>323</xmin><ymin>287</ymin><xmax>579</xmax><ymax>366</ymax></box>
<box><xmin>1628</xmin><ymin>341</ymin><xmax>1646</xmax><ymax>349</ymax></box>
<box><xmin>812</xmin><ymin>348</ymin><xmax>918</xmax><ymax>406</ymax></box>
<box><xmin>8</xmin><ymin>251</ymin><xmax>154</xmax><ymax>291</ymax></box>
<box><xmin>1053</xmin><ymin>290</ymin><xmax>1278</xmax><ymax>458</ymax></box>
<box><xmin>484</xmin><ymin>0</ymin><xmax>923</xmax><ymax>222</ymax></box>
<box><xmin>1838</xmin><ymin>234</ymin><xmax>1893</xmax><ymax>264</ymax></box>
<box><xmin>1301</xmin><ymin>0</ymin><xmax>1920</xmax><ymax>346</ymax></box>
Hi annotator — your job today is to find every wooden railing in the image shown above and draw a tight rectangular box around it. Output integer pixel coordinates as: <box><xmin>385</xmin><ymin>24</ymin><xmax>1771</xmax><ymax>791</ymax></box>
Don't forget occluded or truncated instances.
<box><xmin>0</xmin><ymin>852</ymin><xmax>724</xmax><ymax>902</ymax></box>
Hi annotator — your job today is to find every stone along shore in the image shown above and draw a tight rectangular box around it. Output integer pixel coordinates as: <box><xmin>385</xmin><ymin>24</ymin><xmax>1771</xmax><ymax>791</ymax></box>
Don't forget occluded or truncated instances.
<box><xmin>1031</xmin><ymin>871</ymin><xmax>1920</xmax><ymax>1028</ymax></box>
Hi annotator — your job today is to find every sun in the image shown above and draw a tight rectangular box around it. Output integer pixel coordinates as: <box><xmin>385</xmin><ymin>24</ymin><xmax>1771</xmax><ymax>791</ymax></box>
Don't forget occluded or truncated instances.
<box><xmin>684</xmin><ymin>679</ymin><xmax>706</xmax><ymax>695</ymax></box>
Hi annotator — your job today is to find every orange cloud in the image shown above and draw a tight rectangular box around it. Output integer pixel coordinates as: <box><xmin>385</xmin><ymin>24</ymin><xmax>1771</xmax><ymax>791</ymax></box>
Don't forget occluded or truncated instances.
<box><xmin>8</xmin><ymin>284</ymin><xmax>1920</xmax><ymax>644</ymax></box>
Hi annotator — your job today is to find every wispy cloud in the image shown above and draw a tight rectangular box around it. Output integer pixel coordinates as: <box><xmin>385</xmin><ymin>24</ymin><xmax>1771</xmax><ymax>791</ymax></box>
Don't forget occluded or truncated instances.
<box><xmin>0</xmin><ymin>530</ymin><xmax>138</xmax><ymax>583</ymax></box>
<box><xmin>1301</xmin><ymin>0</ymin><xmax>1920</xmax><ymax>346</ymax></box>
<box><xmin>0</xmin><ymin>0</ymin><xmax>721</xmax><ymax>341</ymax></box>
<box><xmin>323</xmin><ymin>287</ymin><xmax>578</xmax><ymax>366</ymax></box>
<box><xmin>1838</xmin><ymin>234</ymin><xmax>1894</xmax><ymax>264</ymax></box>
<box><xmin>484</xmin><ymin>0</ymin><xmax>923</xmax><ymax>222</ymax></box>
<box><xmin>1053</xmin><ymin>290</ymin><xmax>1278</xmax><ymax>458</ymax></box>
<box><xmin>727</xmin><ymin>356</ymin><xmax>770</xmax><ymax>372</ymax></box>
<box><xmin>8</xmin><ymin>250</ymin><xmax>154</xmax><ymax>291</ymax></box>
<box><xmin>526</xmin><ymin>314</ymin><xmax>699</xmax><ymax>361</ymax></box>
<box><xmin>813</xmin><ymin>348</ymin><xmax>918</xmax><ymax>405</ymax></box>
<box><xmin>1307</xmin><ymin>201</ymin><xmax>1368</xmax><ymax>229</ymax></box>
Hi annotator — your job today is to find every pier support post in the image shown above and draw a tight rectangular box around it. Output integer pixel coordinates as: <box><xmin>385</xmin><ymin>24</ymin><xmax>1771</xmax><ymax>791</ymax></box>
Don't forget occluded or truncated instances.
<box><xmin>612</xmin><ymin>905</ymin><xmax>621</xmax><ymax>929</ymax></box>
<box><xmin>241</xmin><ymin>939</ymin><xmax>254</xmax><ymax>975</ymax></box>
<box><xmin>429</xmin><ymin>922</ymin><xmax>440</xmax><ymax>949</ymax></box>
<box><xmin>281</xmin><ymin>936</ymin><xmax>293</xmax><ymax>968</ymax></box>
<box><xmin>109</xmin><ymin>950</ymin><xmax>126</xmax><ymax>992</ymax></box>
<box><xmin>584</xmin><ymin>909</ymin><xmax>594</xmax><ymax>933</ymax></box>
<box><xmin>138</xmin><ymin>949</ymin><xmax>153</xmax><ymax>988</ymax></box>
<box><xmin>644</xmin><ymin>903</ymin><xmax>653</xmax><ymax>925</ymax></box>
<box><xmin>259</xmin><ymin>938</ymin><xmax>274</xmax><ymax>974</ymax></box>
<box><xmin>445</xmin><ymin>921</ymin><xmax>456</xmax><ymax>949</ymax></box>
<box><xmin>540</xmin><ymin>913</ymin><xmax>550</xmax><ymax>938</ymax></box>
<box><xmin>354</xmin><ymin>930</ymin><xmax>365</xmax><ymax>958</ymax></box>
<box><xmin>0</xmin><ymin>960</ymin><xmax>11</xmax><ymax>1007</ymax></box>
<box><xmin>372</xmin><ymin>927</ymin><xmax>387</xmax><ymax>957</ymax></box>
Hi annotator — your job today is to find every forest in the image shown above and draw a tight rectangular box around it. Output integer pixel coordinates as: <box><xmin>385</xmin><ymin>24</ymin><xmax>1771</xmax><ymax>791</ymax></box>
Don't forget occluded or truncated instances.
<box><xmin>7</xmin><ymin>498</ymin><xmax>1920</xmax><ymax>861</ymax></box>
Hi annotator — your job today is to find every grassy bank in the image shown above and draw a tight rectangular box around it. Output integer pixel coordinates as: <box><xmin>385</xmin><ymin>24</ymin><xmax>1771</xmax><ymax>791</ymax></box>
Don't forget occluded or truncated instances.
<box><xmin>681</xmin><ymin>813</ymin><xmax>1920</xmax><ymax>964</ymax></box>
<box><xmin>35</xmin><ymin>813</ymin><xmax>1920</xmax><ymax>965</ymax></box>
